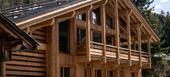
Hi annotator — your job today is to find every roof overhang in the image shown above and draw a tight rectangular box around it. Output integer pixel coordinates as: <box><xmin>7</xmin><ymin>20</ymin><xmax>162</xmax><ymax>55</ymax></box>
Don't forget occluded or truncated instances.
<box><xmin>0</xmin><ymin>13</ymin><xmax>40</xmax><ymax>50</ymax></box>
<box><xmin>14</xmin><ymin>0</ymin><xmax>159</xmax><ymax>42</ymax></box>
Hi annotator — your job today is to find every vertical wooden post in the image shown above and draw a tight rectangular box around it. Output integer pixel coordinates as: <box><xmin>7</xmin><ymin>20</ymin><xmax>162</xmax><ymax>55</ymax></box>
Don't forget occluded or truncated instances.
<box><xmin>127</xmin><ymin>10</ymin><xmax>132</xmax><ymax>66</ymax></box>
<box><xmin>86</xmin><ymin>5</ymin><xmax>93</xmax><ymax>62</ymax></box>
<box><xmin>133</xmin><ymin>41</ymin><xmax>136</xmax><ymax>50</ymax></box>
<box><xmin>114</xmin><ymin>0</ymin><xmax>120</xmax><ymax>65</ymax></box>
<box><xmin>54</xmin><ymin>19</ymin><xmax>60</xmax><ymax>77</ymax></box>
<box><xmin>137</xmin><ymin>69</ymin><xmax>142</xmax><ymax>77</ymax></box>
<box><xmin>137</xmin><ymin>23</ymin><xmax>142</xmax><ymax>67</ymax></box>
<box><xmin>101</xmin><ymin>0</ymin><xmax>107</xmax><ymax>63</ymax></box>
<box><xmin>2</xmin><ymin>62</ymin><xmax>6</xmax><ymax>77</ymax></box>
<box><xmin>147</xmin><ymin>35</ymin><xmax>152</xmax><ymax>68</ymax></box>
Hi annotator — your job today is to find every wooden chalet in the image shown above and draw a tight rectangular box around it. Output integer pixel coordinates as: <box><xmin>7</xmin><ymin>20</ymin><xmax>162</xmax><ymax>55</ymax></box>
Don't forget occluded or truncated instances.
<box><xmin>1</xmin><ymin>0</ymin><xmax>160</xmax><ymax>77</ymax></box>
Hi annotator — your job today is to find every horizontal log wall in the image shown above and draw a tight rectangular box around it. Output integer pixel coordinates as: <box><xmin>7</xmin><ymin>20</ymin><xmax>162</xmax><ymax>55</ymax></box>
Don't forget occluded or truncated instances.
<box><xmin>5</xmin><ymin>27</ymin><xmax>47</xmax><ymax>77</ymax></box>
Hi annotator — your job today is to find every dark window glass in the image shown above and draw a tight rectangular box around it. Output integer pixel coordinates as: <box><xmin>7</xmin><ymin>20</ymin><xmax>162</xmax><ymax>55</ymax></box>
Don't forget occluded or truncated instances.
<box><xmin>76</xmin><ymin>13</ymin><xmax>86</xmax><ymax>21</ymax></box>
<box><xmin>64</xmin><ymin>67</ymin><xmax>70</xmax><ymax>77</ymax></box>
<box><xmin>93</xmin><ymin>8</ymin><xmax>101</xmax><ymax>25</ymax></box>
<box><xmin>59</xmin><ymin>20</ymin><xmax>70</xmax><ymax>54</ymax></box>
<box><xmin>77</xmin><ymin>28</ymin><xmax>86</xmax><ymax>42</ymax></box>
<box><xmin>131</xmin><ymin>73</ymin><xmax>134</xmax><ymax>77</ymax></box>
<box><xmin>106</xmin><ymin>36</ymin><xmax>112</xmax><ymax>45</ymax></box>
<box><xmin>95</xmin><ymin>70</ymin><xmax>102</xmax><ymax>77</ymax></box>
<box><xmin>108</xmin><ymin>71</ymin><xmax>113</xmax><ymax>77</ymax></box>
<box><xmin>61</xmin><ymin>67</ymin><xmax>70</xmax><ymax>77</ymax></box>
<box><xmin>106</xmin><ymin>14</ymin><xmax>113</xmax><ymax>28</ymax></box>
<box><xmin>61</xmin><ymin>67</ymin><xmax>63</xmax><ymax>77</ymax></box>
<box><xmin>93</xmin><ymin>33</ymin><xmax>101</xmax><ymax>43</ymax></box>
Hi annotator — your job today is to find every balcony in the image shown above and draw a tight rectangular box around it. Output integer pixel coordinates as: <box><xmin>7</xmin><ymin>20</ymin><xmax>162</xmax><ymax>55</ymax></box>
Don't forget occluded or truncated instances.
<box><xmin>75</xmin><ymin>41</ymin><xmax>149</xmax><ymax>65</ymax></box>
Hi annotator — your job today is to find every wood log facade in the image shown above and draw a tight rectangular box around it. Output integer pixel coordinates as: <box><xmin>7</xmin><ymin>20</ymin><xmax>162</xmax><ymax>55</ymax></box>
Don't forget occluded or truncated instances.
<box><xmin>2</xmin><ymin>0</ymin><xmax>160</xmax><ymax>77</ymax></box>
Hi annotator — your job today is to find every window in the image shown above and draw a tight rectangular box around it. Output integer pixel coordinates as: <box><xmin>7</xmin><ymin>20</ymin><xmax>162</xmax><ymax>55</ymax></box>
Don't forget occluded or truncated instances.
<box><xmin>77</xmin><ymin>28</ymin><xmax>86</xmax><ymax>42</ymax></box>
<box><xmin>95</xmin><ymin>70</ymin><xmax>102</xmax><ymax>77</ymax></box>
<box><xmin>131</xmin><ymin>73</ymin><xmax>134</xmax><ymax>77</ymax></box>
<box><xmin>93</xmin><ymin>32</ymin><xmax>101</xmax><ymax>43</ymax></box>
<box><xmin>107</xmin><ymin>71</ymin><xmax>113</xmax><ymax>77</ymax></box>
<box><xmin>76</xmin><ymin>13</ymin><xmax>86</xmax><ymax>21</ymax></box>
<box><xmin>93</xmin><ymin>8</ymin><xmax>101</xmax><ymax>25</ymax></box>
<box><xmin>61</xmin><ymin>67</ymin><xmax>70</xmax><ymax>77</ymax></box>
<box><xmin>59</xmin><ymin>20</ymin><xmax>70</xmax><ymax>54</ymax></box>
<box><xmin>106</xmin><ymin>36</ymin><xmax>112</xmax><ymax>45</ymax></box>
<box><xmin>106</xmin><ymin>13</ymin><xmax>113</xmax><ymax>28</ymax></box>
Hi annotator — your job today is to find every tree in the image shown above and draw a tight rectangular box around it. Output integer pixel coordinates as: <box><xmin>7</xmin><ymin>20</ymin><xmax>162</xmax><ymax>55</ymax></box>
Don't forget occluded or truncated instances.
<box><xmin>131</xmin><ymin>0</ymin><xmax>169</xmax><ymax>77</ymax></box>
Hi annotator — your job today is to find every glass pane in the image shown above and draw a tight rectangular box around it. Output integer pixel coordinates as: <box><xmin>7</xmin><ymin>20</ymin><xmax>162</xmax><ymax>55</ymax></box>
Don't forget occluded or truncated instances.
<box><xmin>61</xmin><ymin>67</ymin><xmax>63</xmax><ymax>77</ymax></box>
<box><xmin>93</xmin><ymin>8</ymin><xmax>101</xmax><ymax>25</ymax></box>
<box><xmin>106</xmin><ymin>36</ymin><xmax>112</xmax><ymax>45</ymax></box>
<box><xmin>131</xmin><ymin>73</ymin><xmax>134</xmax><ymax>77</ymax></box>
<box><xmin>93</xmin><ymin>33</ymin><xmax>101</xmax><ymax>43</ymax></box>
<box><xmin>59</xmin><ymin>20</ymin><xmax>70</xmax><ymax>54</ymax></box>
<box><xmin>96</xmin><ymin>70</ymin><xmax>101</xmax><ymax>77</ymax></box>
<box><xmin>77</xmin><ymin>28</ymin><xmax>86</xmax><ymax>42</ymax></box>
<box><xmin>106</xmin><ymin>14</ymin><xmax>113</xmax><ymax>28</ymax></box>
<box><xmin>76</xmin><ymin>13</ymin><xmax>86</xmax><ymax>21</ymax></box>
<box><xmin>64</xmin><ymin>67</ymin><xmax>70</xmax><ymax>77</ymax></box>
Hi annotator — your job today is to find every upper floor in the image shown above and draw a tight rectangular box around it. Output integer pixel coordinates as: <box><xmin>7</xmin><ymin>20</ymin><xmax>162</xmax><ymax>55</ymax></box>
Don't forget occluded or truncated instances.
<box><xmin>3</xmin><ymin>0</ymin><xmax>159</xmax><ymax>68</ymax></box>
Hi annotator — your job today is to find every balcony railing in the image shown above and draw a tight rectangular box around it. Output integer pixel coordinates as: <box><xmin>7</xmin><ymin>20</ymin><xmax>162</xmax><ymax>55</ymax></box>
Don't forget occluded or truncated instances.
<box><xmin>75</xmin><ymin>41</ymin><xmax>149</xmax><ymax>63</ymax></box>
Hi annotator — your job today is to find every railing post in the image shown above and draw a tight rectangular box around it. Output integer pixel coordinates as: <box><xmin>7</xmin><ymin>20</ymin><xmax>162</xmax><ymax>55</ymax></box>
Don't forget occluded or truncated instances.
<box><xmin>147</xmin><ymin>35</ymin><xmax>152</xmax><ymax>68</ymax></box>
<box><xmin>86</xmin><ymin>5</ymin><xmax>93</xmax><ymax>62</ymax></box>
<box><xmin>137</xmin><ymin>23</ymin><xmax>143</xmax><ymax>67</ymax></box>
<box><xmin>101</xmin><ymin>0</ymin><xmax>107</xmax><ymax>63</ymax></box>
<box><xmin>126</xmin><ymin>9</ymin><xmax>132</xmax><ymax>66</ymax></box>
<box><xmin>114</xmin><ymin>0</ymin><xmax>120</xmax><ymax>65</ymax></box>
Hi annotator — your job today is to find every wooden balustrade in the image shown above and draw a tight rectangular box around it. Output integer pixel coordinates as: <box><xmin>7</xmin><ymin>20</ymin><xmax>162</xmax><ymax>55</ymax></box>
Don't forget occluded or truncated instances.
<box><xmin>75</xmin><ymin>41</ymin><xmax>150</xmax><ymax>63</ymax></box>
<box><xmin>76</xmin><ymin>41</ymin><xmax>86</xmax><ymax>55</ymax></box>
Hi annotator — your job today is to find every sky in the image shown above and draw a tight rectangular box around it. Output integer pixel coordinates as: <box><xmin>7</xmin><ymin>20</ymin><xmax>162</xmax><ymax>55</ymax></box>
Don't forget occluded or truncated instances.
<box><xmin>150</xmin><ymin>0</ymin><xmax>170</xmax><ymax>14</ymax></box>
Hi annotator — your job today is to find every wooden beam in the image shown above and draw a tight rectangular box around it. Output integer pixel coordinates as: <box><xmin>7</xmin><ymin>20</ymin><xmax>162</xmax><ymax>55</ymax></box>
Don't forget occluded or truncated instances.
<box><xmin>101</xmin><ymin>0</ymin><xmax>108</xmax><ymax>63</ymax></box>
<box><xmin>86</xmin><ymin>5</ymin><xmax>93</xmax><ymax>62</ymax></box>
<box><xmin>30</xmin><ymin>19</ymin><xmax>54</xmax><ymax>32</ymax></box>
<box><xmin>137</xmin><ymin>23</ymin><xmax>142</xmax><ymax>67</ymax></box>
<box><xmin>118</xmin><ymin>9</ymin><xmax>132</xmax><ymax>16</ymax></box>
<box><xmin>127</xmin><ymin>11</ymin><xmax>132</xmax><ymax>66</ymax></box>
<box><xmin>56</xmin><ymin>11</ymin><xmax>75</xmax><ymax>22</ymax></box>
<box><xmin>147</xmin><ymin>35</ymin><xmax>152</xmax><ymax>68</ymax></box>
<box><xmin>114</xmin><ymin>0</ymin><xmax>120</xmax><ymax>65</ymax></box>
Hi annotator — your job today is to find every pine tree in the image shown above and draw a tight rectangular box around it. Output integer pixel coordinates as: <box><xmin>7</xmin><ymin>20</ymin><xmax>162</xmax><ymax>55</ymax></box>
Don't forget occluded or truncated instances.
<box><xmin>131</xmin><ymin>0</ymin><xmax>169</xmax><ymax>77</ymax></box>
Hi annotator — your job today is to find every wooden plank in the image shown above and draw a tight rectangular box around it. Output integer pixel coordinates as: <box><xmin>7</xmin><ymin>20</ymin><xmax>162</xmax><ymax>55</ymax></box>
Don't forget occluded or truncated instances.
<box><xmin>32</xmin><ymin>35</ymin><xmax>46</xmax><ymax>40</ymax></box>
<box><xmin>6</xmin><ymin>65</ymin><xmax>46</xmax><ymax>71</ymax></box>
<box><xmin>12</xmin><ymin>52</ymin><xmax>46</xmax><ymax>58</ymax></box>
<box><xmin>6</xmin><ymin>61</ymin><xmax>46</xmax><ymax>67</ymax></box>
<box><xmin>32</xmin><ymin>30</ymin><xmax>46</xmax><ymax>36</ymax></box>
<box><xmin>39</xmin><ymin>43</ymin><xmax>47</xmax><ymax>50</ymax></box>
<box><xmin>11</xmin><ymin>55</ymin><xmax>46</xmax><ymax>62</ymax></box>
<box><xmin>6</xmin><ymin>71</ymin><xmax>45</xmax><ymax>76</ymax></box>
